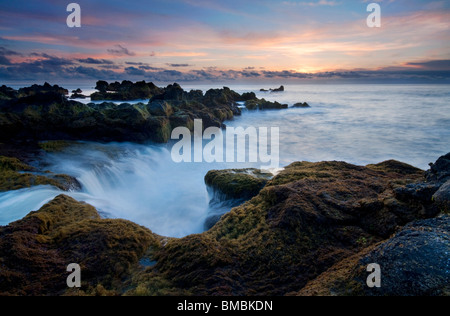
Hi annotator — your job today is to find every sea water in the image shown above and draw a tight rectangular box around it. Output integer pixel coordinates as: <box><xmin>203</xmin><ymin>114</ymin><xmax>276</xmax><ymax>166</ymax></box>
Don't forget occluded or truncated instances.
<box><xmin>0</xmin><ymin>84</ymin><xmax>449</xmax><ymax>237</ymax></box>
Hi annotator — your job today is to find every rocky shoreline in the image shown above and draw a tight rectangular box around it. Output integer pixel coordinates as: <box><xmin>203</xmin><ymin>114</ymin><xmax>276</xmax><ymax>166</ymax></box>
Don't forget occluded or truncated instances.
<box><xmin>0</xmin><ymin>82</ymin><xmax>448</xmax><ymax>296</ymax></box>
<box><xmin>0</xmin><ymin>82</ymin><xmax>295</xmax><ymax>145</ymax></box>
<box><xmin>0</xmin><ymin>153</ymin><xmax>448</xmax><ymax>296</ymax></box>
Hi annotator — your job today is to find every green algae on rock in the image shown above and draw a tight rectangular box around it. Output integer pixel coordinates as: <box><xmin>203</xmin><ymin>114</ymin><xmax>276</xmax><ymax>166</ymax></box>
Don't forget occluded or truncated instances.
<box><xmin>0</xmin><ymin>156</ymin><xmax>80</xmax><ymax>192</ymax></box>
<box><xmin>38</xmin><ymin>140</ymin><xmax>75</xmax><ymax>153</ymax></box>
<box><xmin>0</xmin><ymin>195</ymin><xmax>162</xmax><ymax>296</ymax></box>
<box><xmin>245</xmin><ymin>98</ymin><xmax>288</xmax><ymax>110</ymax></box>
<box><xmin>296</xmin><ymin>215</ymin><xmax>450</xmax><ymax>296</ymax></box>
<box><xmin>205</xmin><ymin>169</ymin><xmax>271</xmax><ymax>201</ymax></box>
<box><xmin>128</xmin><ymin>159</ymin><xmax>443</xmax><ymax>296</ymax></box>
<box><xmin>0</xmin><ymin>154</ymin><xmax>448</xmax><ymax>296</ymax></box>
<box><xmin>0</xmin><ymin>83</ymin><xmax>250</xmax><ymax>144</ymax></box>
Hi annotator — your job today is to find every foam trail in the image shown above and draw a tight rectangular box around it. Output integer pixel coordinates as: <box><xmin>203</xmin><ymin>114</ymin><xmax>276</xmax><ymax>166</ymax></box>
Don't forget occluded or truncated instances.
<box><xmin>44</xmin><ymin>143</ymin><xmax>212</xmax><ymax>238</ymax></box>
<box><xmin>0</xmin><ymin>186</ymin><xmax>62</xmax><ymax>224</ymax></box>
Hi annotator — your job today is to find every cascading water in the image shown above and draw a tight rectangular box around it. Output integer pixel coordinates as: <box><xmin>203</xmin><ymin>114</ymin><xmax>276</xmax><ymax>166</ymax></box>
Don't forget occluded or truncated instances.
<box><xmin>0</xmin><ymin>142</ymin><xmax>225</xmax><ymax>238</ymax></box>
<box><xmin>46</xmin><ymin>142</ymin><xmax>216</xmax><ymax>238</ymax></box>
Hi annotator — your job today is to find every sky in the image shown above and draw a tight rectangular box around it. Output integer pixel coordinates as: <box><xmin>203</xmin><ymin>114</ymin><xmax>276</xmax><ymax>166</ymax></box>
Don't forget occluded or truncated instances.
<box><xmin>0</xmin><ymin>0</ymin><xmax>449</xmax><ymax>84</ymax></box>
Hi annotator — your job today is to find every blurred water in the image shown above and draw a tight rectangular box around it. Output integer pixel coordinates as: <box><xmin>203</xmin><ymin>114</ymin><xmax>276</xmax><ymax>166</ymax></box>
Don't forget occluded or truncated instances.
<box><xmin>0</xmin><ymin>84</ymin><xmax>449</xmax><ymax>237</ymax></box>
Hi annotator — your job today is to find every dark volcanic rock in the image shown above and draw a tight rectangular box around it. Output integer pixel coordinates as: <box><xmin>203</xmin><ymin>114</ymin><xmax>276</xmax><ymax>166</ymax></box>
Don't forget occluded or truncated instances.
<box><xmin>18</xmin><ymin>82</ymin><xmax>68</xmax><ymax>98</ymax></box>
<box><xmin>271</xmin><ymin>85</ymin><xmax>285</xmax><ymax>92</ymax></box>
<box><xmin>91</xmin><ymin>80</ymin><xmax>162</xmax><ymax>101</ymax></box>
<box><xmin>426</xmin><ymin>153</ymin><xmax>450</xmax><ymax>184</ymax></box>
<box><xmin>260</xmin><ymin>86</ymin><xmax>285</xmax><ymax>92</ymax></box>
<box><xmin>0</xmin><ymin>83</ymin><xmax>260</xmax><ymax>144</ymax></box>
<box><xmin>433</xmin><ymin>180</ymin><xmax>450</xmax><ymax>213</ymax></box>
<box><xmin>0</xmin><ymin>85</ymin><xmax>18</xmax><ymax>100</ymax></box>
<box><xmin>147</xmin><ymin>100</ymin><xmax>174</xmax><ymax>117</ymax></box>
<box><xmin>202</xmin><ymin>87</ymin><xmax>240</xmax><ymax>107</ymax></box>
<box><xmin>298</xmin><ymin>216</ymin><xmax>450</xmax><ymax>296</ymax></box>
<box><xmin>358</xmin><ymin>216</ymin><xmax>449</xmax><ymax>296</ymax></box>
<box><xmin>239</xmin><ymin>92</ymin><xmax>257</xmax><ymax>101</ymax></box>
<box><xmin>245</xmin><ymin>99</ymin><xmax>288</xmax><ymax>110</ymax></box>
<box><xmin>293</xmin><ymin>102</ymin><xmax>310</xmax><ymax>108</ymax></box>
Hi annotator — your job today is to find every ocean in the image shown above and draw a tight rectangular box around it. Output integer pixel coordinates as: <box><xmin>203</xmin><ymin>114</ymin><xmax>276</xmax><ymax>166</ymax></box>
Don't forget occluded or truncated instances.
<box><xmin>0</xmin><ymin>84</ymin><xmax>449</xmax><ymax>237</ymax></box>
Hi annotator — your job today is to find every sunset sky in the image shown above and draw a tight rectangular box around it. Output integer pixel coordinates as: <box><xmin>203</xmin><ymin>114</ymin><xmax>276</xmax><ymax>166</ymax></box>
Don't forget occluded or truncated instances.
<box><xmin>0</xmin><ymin>0</ymin><xmax>449</xmax><ymax>83</ymax></box>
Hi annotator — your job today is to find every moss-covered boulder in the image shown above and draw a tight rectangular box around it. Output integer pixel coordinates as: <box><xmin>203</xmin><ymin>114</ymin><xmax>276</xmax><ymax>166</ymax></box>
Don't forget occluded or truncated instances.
<box><xmin>147</xmin><ymin>100</ymin><xmax>174</xmax><ymax>117</ymax></box>
<box><xmin>38</xmin><ymin>140</ymin><xmax>74</xmax><ymax>153</ymax></box>
<box><xmin>293</xmin><ymin>102</ymin><xmax>310</xmax><ymax>108</ymax></box>
<box><xmin>205</xmin><ymin>169</ymin><xmax>270</xmax><ymax>201</ymax></box>
<box><xmin>0</xmin><ymin>195</ymin><xmax>161</xmax><ymax>296</ymax></box>
<box><xmin>145</xmin><ymin>117</ymin><xmax>172</xmax><ymax>143</ymax></box>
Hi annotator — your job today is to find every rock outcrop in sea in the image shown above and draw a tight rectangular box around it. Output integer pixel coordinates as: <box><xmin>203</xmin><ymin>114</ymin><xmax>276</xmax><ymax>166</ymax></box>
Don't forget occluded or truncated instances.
<box><xmin>0</xmin><ymin>82</ymin><xmax>298</xmax><ymax>144</ymax></box>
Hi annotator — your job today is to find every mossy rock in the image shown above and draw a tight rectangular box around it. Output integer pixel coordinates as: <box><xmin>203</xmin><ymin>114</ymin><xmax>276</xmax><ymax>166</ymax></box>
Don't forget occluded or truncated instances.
<box><xmin>205</xmin><ymin>169</ymin><xmax>270</xmax><ymax>200</ymax></box>
<box><xmin>131</xmin><ymin>159</ymin><xmax>435</xmax><ymax>296</ymax></box>
<box><xmin>38</xmin><ymin>140</ymin><xmax>74</xmax><ymax>153</ymax></box>
<box><xmin>0</xmin><ymin>156</ymin><xmax>80</xmax><ymax>192</ymax></box>
<box><xmin>245</xmin><ymin>99</ymin><xmax>288</xmax><ymax>110</ymax></box>
<box><xmin>147</xmin><ymin>100</ymin><xmax>173</xmax><ymax>117</ymax></box>
<box><xmin>170</xmin><ymin>114</ymin><xmax>194</xmax><ymax>131</ymax></box>
<box><xmin>0</xmin><ymin>195</ymin><xmax>162</xmax><ymax>295</ymax></box>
